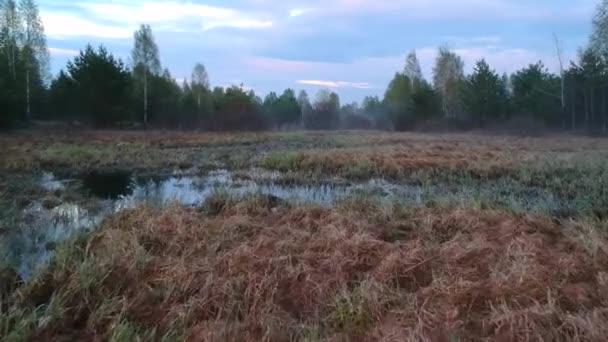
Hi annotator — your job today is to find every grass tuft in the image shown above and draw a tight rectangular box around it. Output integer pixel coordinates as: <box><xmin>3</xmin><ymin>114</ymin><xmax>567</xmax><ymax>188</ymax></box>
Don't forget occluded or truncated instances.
<box><xmin>2</xmin><ymin>200</ymin><xmax>607</xmax><ymax>340</ymax></box>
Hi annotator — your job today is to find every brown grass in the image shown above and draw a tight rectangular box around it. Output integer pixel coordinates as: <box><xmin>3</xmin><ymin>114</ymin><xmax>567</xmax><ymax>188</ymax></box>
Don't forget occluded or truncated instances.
<box><xmin>262</xmin><ymin>133</ymin><xmax>608</xmax><ymax>180</ymax></box>
<box><xmin>8</xmin><ymin>198</ymin><xmax>608</xmax><ymax>341</ymax></box>
<box><xmin>2</xmin><ymin>130</ymin><xmax>608</xmax><ymax>176</ymax></box>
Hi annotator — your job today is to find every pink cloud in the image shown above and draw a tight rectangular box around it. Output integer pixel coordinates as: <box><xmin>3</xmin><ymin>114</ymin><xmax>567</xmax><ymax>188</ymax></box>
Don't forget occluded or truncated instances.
<box><xmin>246</xmin><ymin>57</ymin><xmax>321</xmax><ymax>73</ymax></box>
<box><xmin>297</xmin><ymin>80</ymin><xmax>372</xmax><ymax>89</ymax></box>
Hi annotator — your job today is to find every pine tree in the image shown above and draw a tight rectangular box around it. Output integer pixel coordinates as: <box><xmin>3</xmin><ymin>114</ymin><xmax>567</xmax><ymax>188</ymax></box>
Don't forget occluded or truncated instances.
<box><xmin>464</xmin><ymin>59</ymin><xmax>505</xmax><ymax>127</ymax></box>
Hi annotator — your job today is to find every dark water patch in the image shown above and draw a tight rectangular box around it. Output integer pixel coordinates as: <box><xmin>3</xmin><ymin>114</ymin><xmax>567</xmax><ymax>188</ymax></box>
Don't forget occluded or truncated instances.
<box><xmin>82</xmin><ymin>171</ymin><xmax>134</xmax><ymax>199</ymax></box>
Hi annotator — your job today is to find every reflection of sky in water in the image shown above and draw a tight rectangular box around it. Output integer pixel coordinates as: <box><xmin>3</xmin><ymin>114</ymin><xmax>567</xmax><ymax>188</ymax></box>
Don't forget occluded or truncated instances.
<box><xmin>8</xmin><ymin>202</ymin><xmax>102</xmax><ymax>279</ymax></box>
<box><xmin>116</xmin><ymin>170</ymin><xmax>365</xmax><ymax>209</ymax></box>
<box><xmin>6</xmin><ymin>170</ymin><xmax>562</xmax><ymax>280</ymax></box>
<box><xmin>40</xmin><ymin>172</ymin><xmax>65</xmax><ymax>191</ymax></box>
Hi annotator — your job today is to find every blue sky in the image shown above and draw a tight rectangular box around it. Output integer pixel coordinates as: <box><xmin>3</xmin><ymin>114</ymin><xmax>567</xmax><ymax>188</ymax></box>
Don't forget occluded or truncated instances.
<box><xmin>40</xmin><ymin>0</ymin><xmax>596</xmax><ymax>103</ymax></box>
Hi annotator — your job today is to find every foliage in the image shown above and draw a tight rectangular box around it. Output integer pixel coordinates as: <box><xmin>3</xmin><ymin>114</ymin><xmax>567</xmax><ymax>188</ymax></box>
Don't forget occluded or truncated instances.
<box><xmin>464</xmin><ymin>59</ymin><xmax>508</xmax><ymax>126</ymax></box>
<box><xmin>511</xmin><ymin>61</ymin><xmax>561</xmax><ymax>124</ymax></box>
<box><xmin>433</xmin><ymin>46</ymin><xmax>465</xmax><ymax>118</ymax></box>
<box><xmin>214</xmin><ymin>85</ymin><xmax>268</xmax><ymax>130</ymax></box>
<box><xmin>384</xmin><ymin>72</ymin><xmax>413</xmax><ymax>130</ymax></box>
<box><xmin>0</xmin><ymin>0</ymin><xmax>46</xmax><ymax>128</ymax></box>
<box><xmin>63</xmin><ymin>45</ymin><xmax>133</xmax><ymax>126</ymax></box>
<box><xmin>3</xmin><ymin>0</ymin><xmax>608</xmax><ymax>133</ymax></box>
<box><xmin>306</xmin><ymin>89</ymin><xmax>340</xmax><ymax>130</ymax></box>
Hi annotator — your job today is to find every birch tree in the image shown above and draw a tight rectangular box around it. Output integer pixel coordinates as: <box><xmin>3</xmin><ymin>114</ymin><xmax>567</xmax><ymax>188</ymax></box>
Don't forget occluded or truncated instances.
<box><xmin>404</xmin><ymin>50</ymin><xmax>423</xmax><ymax>86</ymax></box>
<box><xmin>132</xmin><ymin>24</ymin><xmax>160</xmax><ymax>128</ymax></box>
<box><xmin>553</xmin><ymin>33</ymin><xmax>566</xmax><ymax>128</ymax></box>
<box><xmin>297</xmin><ymin>90</ymin><xmax>312</xmax><ymax>128</ymax></box>
<box><xmin>432</xmin><ymin>46</ymin><xmax>464</xmax><ymax>118</ymax></box>
<box><xmin>1</xmin><ymin>0</ymin><xmax>20</xmax><ymax>79</ymax></box>
<box><xmin>191</xmin><ymin>63</ymin><xmax>209</xmax><ymax>110</ymax></box>
<box><xmin>19</xmin><ymin>0</ymin><xmax>48</xmax><ymax>120</ymax></box>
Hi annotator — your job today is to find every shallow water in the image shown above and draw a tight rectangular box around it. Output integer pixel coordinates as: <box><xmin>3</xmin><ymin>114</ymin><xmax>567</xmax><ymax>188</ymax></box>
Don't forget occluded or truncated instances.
<box><xmin>3</xmin><ymin>169</ymin><xmax>564</xmax><ymax>279</ymax></box>
<box><xmin>4</xmin><ymin>170</ymin><xmax>389</xmax><ymax>278</ymax></box>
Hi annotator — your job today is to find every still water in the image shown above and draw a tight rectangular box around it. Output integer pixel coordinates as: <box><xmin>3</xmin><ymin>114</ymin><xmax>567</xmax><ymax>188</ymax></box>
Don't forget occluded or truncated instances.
<box><xmin>5</xmin><ymin>169</ymin><xmax>561</xmax><ymax>279</ymax></box>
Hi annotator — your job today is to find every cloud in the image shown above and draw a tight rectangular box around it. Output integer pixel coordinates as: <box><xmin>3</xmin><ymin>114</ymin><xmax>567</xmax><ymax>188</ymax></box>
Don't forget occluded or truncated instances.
<box><xmin>42</xmin><ymin>12</ymin><xmax>133</xmax><ymax>38</ymax></box>
<box><xmin>297</xmin><ymin>80</ymin><xmax>372</xmax><ymax>89</ymax></box>
<box><xmin>74</xmin><ymin>1</ymin><xmax>273</xmax><ymax>31</ymax></box>
<box><xmin>442</xmin><ymin>36</ymin><xmax>503</xmax><ymax>45</ymax></box>
<box><xmin>48</xmin><ymin>47</ymin><xmax>79</xmax><ymax>56</ymax></box>
<box><xmin>38</xmin><ymin>0</ymin><xmax>590</xmax><ymax>103</ymax></box>
<box><xmin>274</xmin><ymin>0</ymin><xmax>594</xmax><ymax>20</ymax></box>
<box><xmin>203</xmin><ymin>20</ymin><xmax>272</xmax><ymax>31</ymax></box>
<box><xmin>289</xmin><ymin>8</ymin><xmax>315</xmax><ymax>17</ymax></box>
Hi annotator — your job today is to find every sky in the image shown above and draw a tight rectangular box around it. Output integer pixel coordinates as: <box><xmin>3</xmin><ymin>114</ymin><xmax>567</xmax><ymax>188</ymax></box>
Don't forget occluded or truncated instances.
<box><xmin>40</xmin><ymin>0</ymin><xmax>597</xmax><ymax>103</ymax></box>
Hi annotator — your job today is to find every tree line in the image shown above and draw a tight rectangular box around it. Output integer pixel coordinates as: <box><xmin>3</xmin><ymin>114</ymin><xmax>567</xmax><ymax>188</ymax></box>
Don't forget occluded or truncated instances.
<box><xmin>3</xmin><ymin>0</ymin><xmax>608</xmax><ymax>133</ymax></box>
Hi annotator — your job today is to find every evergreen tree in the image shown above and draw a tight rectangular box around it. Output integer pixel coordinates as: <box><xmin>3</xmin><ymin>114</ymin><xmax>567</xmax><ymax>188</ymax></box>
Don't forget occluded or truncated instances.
<box><xmin>275</xmin><ymin>89</ymin><xmax>301</xmax><ymax>127</ymax></box>
<box><xmin>511</xmin><ymin>61</ymin><xmax>561</xmax><ymax>125</ymax></box>
<box><xmin>384</xmin><ymin>72</ymin><xmax>413</xmax><ymax>130</ymax></box>
<box><xmin>64</xmin><ymin>45</ymin><xmax>132</xmax><ymax>126</ymax></box>
<box><xmin>464</xmin><ymin>59</ymin><xmax>506</xmax><ymax>127</ymax></box>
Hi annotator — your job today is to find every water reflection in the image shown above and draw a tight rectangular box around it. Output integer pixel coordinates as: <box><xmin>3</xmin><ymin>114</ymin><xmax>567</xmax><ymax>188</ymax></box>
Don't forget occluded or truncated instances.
<box><xmin>5</xmin><ymin>169</ymin><xmax>562</xmax><ymax>280</ymax></box>
<box><xmin>8</xmin><ymin>202</ymin><xmax>101</xmax><ymax>279</ymax></box>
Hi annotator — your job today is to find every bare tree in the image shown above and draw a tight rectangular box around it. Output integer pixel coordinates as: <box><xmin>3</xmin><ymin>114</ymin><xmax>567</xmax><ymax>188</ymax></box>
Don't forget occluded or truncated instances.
<box><xmin>404</xmin><ymin>50</ymin><xmax>423</xmax><ymax>87</ymax></box>
<box><xmin>191</xmin><ymin>63</ymin><xmax>209</xmax><ymax>110</ymax></box>
<box><xmin>19</xmin><ymin>0</ymin><xmax>48</xmax><ymax>121</ymax></box>
<box><xmin>132</xmin><ymin>24</ymin><xmax>160</xmax><ymax>128</ymax></box>
<box><xmin>553</xmin><ymin>32</ymin><xmax>566</xmax><ymax>129</ymax></box>
<box><xmin>297</xmin><ymin>90</ymin><xmax>312</xmax><ymax>128</ymax></box>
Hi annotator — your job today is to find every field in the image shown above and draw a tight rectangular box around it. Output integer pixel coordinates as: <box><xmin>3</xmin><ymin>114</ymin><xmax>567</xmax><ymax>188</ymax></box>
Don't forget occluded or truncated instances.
<box><xmin>1</xmin><ymin>131</ymin><xmax>608</xmax><ymax>341</ymax></box>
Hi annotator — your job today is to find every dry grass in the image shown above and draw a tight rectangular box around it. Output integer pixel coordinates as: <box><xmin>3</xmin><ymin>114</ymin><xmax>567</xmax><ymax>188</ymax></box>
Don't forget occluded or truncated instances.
<box><xmin>261</xmin><ymin>134</ymin><xmax>608</xmax><ymax>180</ymax></box>
<box><xmin>4</xmin><ymin>197</ymin><xmax>608</xmax><ymax>341</ymax></box>
<box><xmin>3</xmin><ymin>130</ymin><xmax>608</xmax><ymax>177</ymax></box>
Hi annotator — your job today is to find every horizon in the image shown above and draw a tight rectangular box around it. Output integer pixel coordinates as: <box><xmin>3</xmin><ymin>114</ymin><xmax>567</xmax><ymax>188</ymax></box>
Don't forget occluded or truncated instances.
<box><xmin>42</xmin><ymin>0</ymin><xmax>593</xmax><ymax>103</ymax></box>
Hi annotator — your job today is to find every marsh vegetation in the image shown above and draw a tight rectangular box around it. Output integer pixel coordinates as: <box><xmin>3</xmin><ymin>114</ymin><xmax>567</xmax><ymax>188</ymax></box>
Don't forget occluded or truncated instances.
<box><xmin>1</xmin><ymin>131</ymin><xmax>608</xmax><ymax>341</ymax></box>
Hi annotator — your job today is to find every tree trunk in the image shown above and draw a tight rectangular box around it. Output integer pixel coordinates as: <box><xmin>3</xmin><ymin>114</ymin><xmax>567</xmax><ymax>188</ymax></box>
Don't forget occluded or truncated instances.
<box><xmin>197</xmin><ymin>93</ymin><xmax>201</xmax><ymax>110</ymax></box>
<box><xmin>602</xmin><ymin>87</ymin><xmax>606</xmax><ymax>135</ymax></box>
<box><xmin>12</xmin><ymin>48</ymin><xmax>16</xmax><ymax>78</ymax></box>
<box><xmin>591</xmin><ymin>87</ymin><xmax>595</xmax><ymax>126</ymax></box>
<box><xmin>144</xmin><ymin>70</ymin><xmax>148</xmax><ymax>129</ymax></box>
<box><xmin>584</xmin><ymin>88</ymin><xmax>589</xmax><ymax>130</ymax></box>
<box><xmin>9</xmin><ymin>41</ymin><xmax>16</xmax><ymax>79</ymax></box>
<box><xmin>561</xmin><ymin>73</ymin><xmax>566</xmax><ymax>130</ymax></box>
<box><xmin>7</xmin><ymin>49</ymin><xmax>10</xmax><ymax>78</ymax></box>
<box><xmin>26</xmin><ymin>68</ymin><xmax>31</xmax><ymax>121</ymax></box>
<box><xmin>571</xmin><ymin>87</ymin><xmax>576</xmax><ymax>131</ymax></box>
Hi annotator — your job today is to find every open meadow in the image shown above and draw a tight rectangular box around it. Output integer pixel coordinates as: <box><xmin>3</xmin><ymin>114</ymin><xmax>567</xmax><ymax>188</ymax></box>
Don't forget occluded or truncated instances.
<box><xmin>2</xmin><ymin>130</ymin><xmax>608</xmax><ymax>341</ymax></box>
